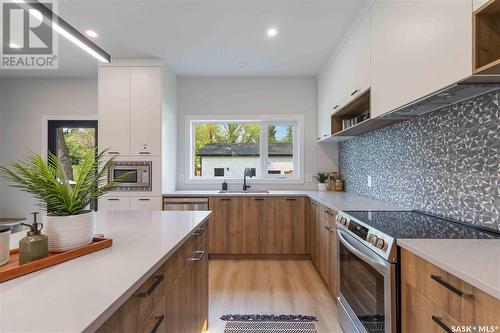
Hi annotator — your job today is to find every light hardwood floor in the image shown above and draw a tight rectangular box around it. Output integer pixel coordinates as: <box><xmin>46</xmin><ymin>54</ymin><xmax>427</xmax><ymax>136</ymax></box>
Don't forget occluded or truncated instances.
<box><xmin>208</xmin><ymin>260</ymin><xmax>344</xmax><ymax>333</ymax></box>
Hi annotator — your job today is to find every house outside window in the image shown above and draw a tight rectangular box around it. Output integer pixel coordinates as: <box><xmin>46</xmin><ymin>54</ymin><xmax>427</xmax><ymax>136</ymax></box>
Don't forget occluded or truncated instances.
<box><xmin>187</xmin><ymin>115</ymin><xmax>303</xmax><ymax>183</ymax></box>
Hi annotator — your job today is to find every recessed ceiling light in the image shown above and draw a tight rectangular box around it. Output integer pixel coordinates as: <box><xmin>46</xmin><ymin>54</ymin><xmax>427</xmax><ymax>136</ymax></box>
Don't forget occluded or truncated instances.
<box><xmin>267</xmin><ymin>28</ymin><xmax>278</xmax><ymax>37</ymax></box>
<box><xmin>9</xmin><ymin>42</ymin><xmax>21</xmax><ymax>48</ymax></box>
<box><xmin>85</xmin><ymin>30</ymin><xmax>98</xmax><ymax>38</ymax></box>
<box><xmin>239</xmin><ymin>62</ymin><xmax>248</xmax><ymax>67</ymax></box>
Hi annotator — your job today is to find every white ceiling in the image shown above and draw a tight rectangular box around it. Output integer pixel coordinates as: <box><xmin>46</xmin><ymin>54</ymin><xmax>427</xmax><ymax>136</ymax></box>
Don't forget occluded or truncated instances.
<box><xmin>0</xmin><ymin>0</ymin><xmax>369</xmax><ymax>78</ymax></box>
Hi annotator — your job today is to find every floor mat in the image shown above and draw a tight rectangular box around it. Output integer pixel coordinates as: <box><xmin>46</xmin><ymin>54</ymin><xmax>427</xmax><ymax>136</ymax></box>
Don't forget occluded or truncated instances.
<box><xmin>221</xmin><ymin>314</ymin><xmax>318</xmax><ymax>333</ymax></box>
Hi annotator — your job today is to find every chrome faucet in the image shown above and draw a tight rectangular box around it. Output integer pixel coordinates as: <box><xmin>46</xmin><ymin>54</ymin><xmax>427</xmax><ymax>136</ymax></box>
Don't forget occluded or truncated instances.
<box><xmin>243</xmin><ymin>168</ymin><xmax>253</xmax><ymax>191</ymax></box>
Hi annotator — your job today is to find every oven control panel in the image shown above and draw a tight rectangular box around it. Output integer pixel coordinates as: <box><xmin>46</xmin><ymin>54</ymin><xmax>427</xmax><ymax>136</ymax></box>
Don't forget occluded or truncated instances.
<box><xmin>336</xmin><ymin>211</ymin><xmax>396</xmax><ymax>262</ymax></box>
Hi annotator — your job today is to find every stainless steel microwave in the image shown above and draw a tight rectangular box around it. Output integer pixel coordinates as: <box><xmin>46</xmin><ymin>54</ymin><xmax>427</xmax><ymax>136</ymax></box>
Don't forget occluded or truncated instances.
<box><xmin>109</xmin><ymin>161</ymin><xmax>152</xmax><ymax>191</ymax></box>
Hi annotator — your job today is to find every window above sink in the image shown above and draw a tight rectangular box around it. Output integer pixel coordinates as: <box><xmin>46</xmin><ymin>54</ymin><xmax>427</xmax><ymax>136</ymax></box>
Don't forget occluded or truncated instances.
<box><xmin>186</xmin><ymin>114</ymin><xmax>304</xmax><ymax>184</ymax></box>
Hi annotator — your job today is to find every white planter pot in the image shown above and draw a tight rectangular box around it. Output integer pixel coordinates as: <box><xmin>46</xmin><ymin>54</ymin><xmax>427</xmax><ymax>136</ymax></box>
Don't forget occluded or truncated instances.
<box><xmin>44</xmin><ymin>211</ymin><xmax>95</xmax><ymax>252</ymax></box>
<box><xmin>317</xmin><ymin>183</ymin><xmax>328</xmax><ymax>191</ymax></box>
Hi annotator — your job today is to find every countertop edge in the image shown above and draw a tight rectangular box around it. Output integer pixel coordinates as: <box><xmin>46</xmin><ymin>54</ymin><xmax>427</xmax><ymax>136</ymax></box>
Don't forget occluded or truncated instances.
<box><xmin>397</xmin><ymin>239</ymin><xmax>500</xmax><ymax>300</ymax></box>
<box><xmin>83</xmin><ymin>212</ymin><xmax>211</xmax><ymax>333</ymax></box>
<box><xmin>162</xmin><ymin>191</ymin><xmax>408</xmax><ymax>213</ymax></box>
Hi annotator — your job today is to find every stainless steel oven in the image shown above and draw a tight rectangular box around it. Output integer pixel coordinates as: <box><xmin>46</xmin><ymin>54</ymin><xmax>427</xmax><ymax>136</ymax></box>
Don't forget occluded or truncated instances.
<box><xmin>109</xmin><ymin>161</ymin><xmax>152</xmax><ymax>191</ymax></box>
<box><xmin>336</xmin><ymin>228</ymin><xmax>396</xmax><ymax>333</ymax></box>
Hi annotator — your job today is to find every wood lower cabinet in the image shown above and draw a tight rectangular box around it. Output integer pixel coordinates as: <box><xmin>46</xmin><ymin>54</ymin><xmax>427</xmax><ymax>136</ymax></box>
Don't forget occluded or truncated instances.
<box><xmin>401</xmin><ymin>249</ymin><xmax>500</xmax><ymax>333</ymax></box>
<box><xmin>276</xmin><ymin>197</ymin><xmax>307</xmax><ymax>254</ymax></box>
<box><xmin>208</xmin><ymin>196</ymin><xmax>307</xmax><ymax>256</ymax></box>
<box><xmin>310</xmin><ymin>201</ymin><xmax>337</xmax><ymax>297</ymax></box>
<box><xmin>97</xmin><ymin>222</ymin><xmax>208</xmax><ymax>333</ymax></box>
<box><xmin>208</xmin><ymin>197</ymin><xmax>244</xmax><ymax>254</ymax></box>
<box><xmin>308</xmin><ymin>200</ymin><xmax>319</xmax><ymax>263</ymax></box>
<box><xmin>243</xmin><ymin>197</ymin><xmax>277</xmax><ymax>254</ymax></box>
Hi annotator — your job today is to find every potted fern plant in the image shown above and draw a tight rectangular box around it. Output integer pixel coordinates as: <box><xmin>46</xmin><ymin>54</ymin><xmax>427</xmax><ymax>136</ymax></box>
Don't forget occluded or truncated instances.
<box><xmin>315</xmin><ymin>172</ymin><xmax>329</xmax><ymax>191</ymax></box>
<box><xmin>0</xmin><ymin>150</ymin><xmax>120</xmax><ymax>252</ymax></box>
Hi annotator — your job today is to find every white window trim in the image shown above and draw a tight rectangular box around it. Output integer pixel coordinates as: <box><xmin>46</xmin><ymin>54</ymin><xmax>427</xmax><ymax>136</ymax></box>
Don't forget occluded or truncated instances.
<box><xmin>185</xmin><ymin>114</ymin><xmax>304</xmax><ymax>184</ymax></box>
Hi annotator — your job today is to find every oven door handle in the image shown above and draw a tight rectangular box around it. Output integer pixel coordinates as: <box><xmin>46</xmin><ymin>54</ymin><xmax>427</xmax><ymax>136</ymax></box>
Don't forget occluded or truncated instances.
<box><xmin>337</xmin><ymin>229</ymin><xmax>390</xmax><ymax>274</ymax></box>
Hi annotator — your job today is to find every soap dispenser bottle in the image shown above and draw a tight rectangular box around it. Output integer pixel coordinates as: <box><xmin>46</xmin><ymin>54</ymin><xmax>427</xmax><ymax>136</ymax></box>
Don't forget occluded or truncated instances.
<box><xmin>19</xmin><ymin>212</ymin><xmax>49</xmax><ymax>264</ymax></box>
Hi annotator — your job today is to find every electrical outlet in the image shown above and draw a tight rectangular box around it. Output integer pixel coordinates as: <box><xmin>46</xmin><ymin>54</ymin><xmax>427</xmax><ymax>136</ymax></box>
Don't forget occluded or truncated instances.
<box><xmin>367</xmin><ymin>175</ymin><xmax>372</xmax><ymax>188</ymax></box>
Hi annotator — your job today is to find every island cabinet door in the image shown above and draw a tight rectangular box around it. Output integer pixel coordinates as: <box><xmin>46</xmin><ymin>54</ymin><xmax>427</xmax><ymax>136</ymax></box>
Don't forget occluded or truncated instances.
<box><xmin>208</xmin><ymin>197</ymin><xmax>244</xmax><ymax>254</ymax></box>
<box><xmin>276</xmin><ymin>197</ymin><xmax>307</xmax><ymax>254</ymax></box>
<box><xmin>243</xmin><ymin>197</ymin><xmax>277</xmax><ymax>254</ymax></box>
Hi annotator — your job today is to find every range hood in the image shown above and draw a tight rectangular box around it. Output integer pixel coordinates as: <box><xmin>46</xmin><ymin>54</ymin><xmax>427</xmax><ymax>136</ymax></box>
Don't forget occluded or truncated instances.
<box><xmin>381</xmin><ymin>75</ymin><xmax>500</xmax><ymax>120</ymax></box>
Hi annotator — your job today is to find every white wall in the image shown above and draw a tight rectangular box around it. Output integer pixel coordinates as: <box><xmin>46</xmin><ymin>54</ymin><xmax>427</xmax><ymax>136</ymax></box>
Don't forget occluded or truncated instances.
<box><xmin>177</xmin><ymin>77</ymin><xmax>338</xmax><ymax>190</ymax></box>
<box><xmin>0</xmin><ymin>78</ymin><xmax>97</xmax><ymax>219</ymax></box>
<box><xmin>161</xmin><ymin>64</ymin><xmax>178</xmax><ymax>192</ymax></box>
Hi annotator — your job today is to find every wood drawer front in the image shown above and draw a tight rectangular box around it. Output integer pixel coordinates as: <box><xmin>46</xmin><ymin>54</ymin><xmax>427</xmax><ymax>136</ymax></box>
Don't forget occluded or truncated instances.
<box><xmin>402</xmin><ymin>282</ymin><xmax>460</xmax><ymax>333</ymax></box>
<box><xmin>123</xmin><ymin>265</ymin><xmax>166</xmax><ymax>331</ymax></box>
<box><xmin>461</xmin><ymin>282</ymin><xmax>500</xmax><ymax>328</ymax></box>
<box><xmin>97</xmin><ymin>264</ymin><xmax>166</xmax><ymax>333</ymax></box>
<box><xmin>138</xmin><ymin>297</ymin><xmax>166</xmax><ymax>333</ymax></box>
<box><xmin>401</xmin><ymin>249</ymin><xmax>462</xmax><ymax>320</ymax></box>
<box><xmin>164</xmin><ymin>243</ymin><xmax>186</xmax><ymax>292</ymax></box>
<box><xmin>194</xmin><ymin>222</ymin><xmax>208</xmax><ymax>251</ymax></box>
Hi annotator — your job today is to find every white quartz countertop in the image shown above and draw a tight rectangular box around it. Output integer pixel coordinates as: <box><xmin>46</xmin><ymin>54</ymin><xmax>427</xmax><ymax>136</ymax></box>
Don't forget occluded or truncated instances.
<box><xmin>163</xmin><ymin>190</ymin><xmax>407</xmax><ymax>212</ymax></box>
<box><xmin>398</xmin><ymin>239</ymin><xmax>500</xmax><ymax>300</ymax></box>
<box><xmin>0</xmin><ymin>210</ymin><xmax>211</xmax><ymax>333</ymax></box>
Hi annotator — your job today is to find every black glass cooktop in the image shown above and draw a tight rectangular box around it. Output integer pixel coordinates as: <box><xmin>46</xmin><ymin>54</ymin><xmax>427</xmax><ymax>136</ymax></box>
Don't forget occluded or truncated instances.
<box><xmin>343</xmin><ymin>211</ymin><xmax>499</xmax><ymax>239</ymax></box>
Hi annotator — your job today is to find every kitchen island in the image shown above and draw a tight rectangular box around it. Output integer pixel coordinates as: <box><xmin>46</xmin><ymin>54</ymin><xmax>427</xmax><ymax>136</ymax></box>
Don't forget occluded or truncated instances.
<box><xmin>0</xmin><ymin>210</ymin><xmax>211</xmax><ymax>333</ymax></box>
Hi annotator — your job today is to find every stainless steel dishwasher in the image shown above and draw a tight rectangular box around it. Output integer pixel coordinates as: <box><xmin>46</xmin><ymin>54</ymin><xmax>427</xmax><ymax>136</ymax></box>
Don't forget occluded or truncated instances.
<box><xmin>162</xmin><ymin>197</ymin><xmax>209</xmax><ymax>211</ymax></box>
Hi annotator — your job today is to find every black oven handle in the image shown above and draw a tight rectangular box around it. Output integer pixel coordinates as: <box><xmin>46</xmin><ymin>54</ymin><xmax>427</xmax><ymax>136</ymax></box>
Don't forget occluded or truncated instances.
<box><xmin>337</xmin><ymin>229</ymin><xmax>391</xmax><ymax>275</ymax></box>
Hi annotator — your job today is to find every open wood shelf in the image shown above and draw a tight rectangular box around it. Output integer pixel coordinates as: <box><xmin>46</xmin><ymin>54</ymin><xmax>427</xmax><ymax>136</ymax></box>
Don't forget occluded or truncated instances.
<box><xmin>331</xmin><ymin>89</ymin><xmax>370</xmax><ymax>135</ymax></box>
<box><xmin>473</xmin><ymin>0</ymin><xmax>500</xmax><ymax>74</ymax></box>
<box><xmin>317</xmin><ymin>89</ymin><xmax>404</xmax><ymax>143</ymax></box>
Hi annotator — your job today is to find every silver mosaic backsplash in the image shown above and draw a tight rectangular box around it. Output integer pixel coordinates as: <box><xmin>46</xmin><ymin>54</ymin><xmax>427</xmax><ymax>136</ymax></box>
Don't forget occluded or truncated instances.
<box><xmin>339</xmin><ymin>91</ymin><xmax>500</xmax><ymax>231</ymax></box>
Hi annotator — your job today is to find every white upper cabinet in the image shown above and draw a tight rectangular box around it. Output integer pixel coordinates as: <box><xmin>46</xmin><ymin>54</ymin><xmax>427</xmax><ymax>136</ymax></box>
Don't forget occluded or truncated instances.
<box><xmin>99</xmin><ymin>66</ymin><xmax>162</xmax><ymax>156</ymax></box>
<box><xmin>98</xmin><ymin>67</ymin><xmax>130</xmax><ymax>155</ymax></box>
<box><xmin>340</xmin><ymin>11</ymin><xmax>371</xmax><ymax>102</ymax></box>
<box><xmin>370</xmin><ymin>0</ymin><xmax>472</xmax><ymax>118</ymax></box>
<box><xmin>317</xmin><ymin>11</ymin><xmax>371</xmax><ymax>138</ymax></box>
<box><xmin>317</xmin><ymin>59</ymin><xmax>336</xmax><ymax>139</ymax></box>
<box><xmin>130</xmin><ymin>67</ymin><xmax>161</xmax><ymax>155</ymax></box>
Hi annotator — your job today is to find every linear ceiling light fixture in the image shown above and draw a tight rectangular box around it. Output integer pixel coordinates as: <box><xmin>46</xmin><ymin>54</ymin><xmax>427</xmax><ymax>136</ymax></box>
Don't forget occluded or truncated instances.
<box><xmin>17</xmin><ymin>0</ymin><xmax>111</xmax><ymax>63</ymax></box>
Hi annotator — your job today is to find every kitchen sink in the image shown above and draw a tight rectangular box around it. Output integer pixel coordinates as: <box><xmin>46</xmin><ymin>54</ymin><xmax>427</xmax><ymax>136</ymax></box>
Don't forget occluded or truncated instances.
<box><xmin>218</xmin><ymin>190</ymin><xmax>270</xmax><ymax>194</ymax></box>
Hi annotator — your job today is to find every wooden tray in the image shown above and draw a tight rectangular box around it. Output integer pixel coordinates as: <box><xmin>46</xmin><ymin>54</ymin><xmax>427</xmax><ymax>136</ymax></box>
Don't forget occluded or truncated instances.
<box><xmin>0</xmin><ymin>236</ymin><xmax>112</xmax><ymax>283</ymax></box>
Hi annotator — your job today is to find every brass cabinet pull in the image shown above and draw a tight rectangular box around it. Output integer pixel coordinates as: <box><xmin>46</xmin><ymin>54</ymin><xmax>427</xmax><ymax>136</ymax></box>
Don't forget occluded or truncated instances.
<box><xmin>107</xmin><ymin>198</ymin><xmax>119</xmax><ymax>201</ymax></box>
<box><xmin>286</xmin><ymin>198</ymin><xmax>297</xmax><ymax>201</ymax></box>
<box><xmin>220</xmin><ymin>198</ymin><xmax>231</xmax><ymax>201</ymax></box>
<box><xmin>430</xmin><ymin>275</ymin><xmax>464</xmax><ymax>297</ymax></box>
<box><xmin>138</xmin><ymin>198</ymin><xmax>150</xmax><ymax>201</ymax></box>
<box><xmin>139</xmin><ymin>151</ymin><xmax>150</xmax><ymax>155</ymax></box>
<box><xmin>137</xmin><ymin>274</ymin><xmax>164</xmax><ymax>297</ymax></box>
<box><xmin>107</xmin><ymin>151</ymin><xmax>120</xmax><ymax>155</ymax></box>
<box><xmin>254</xmin><ymin>198</ymin><xmax>265</xmax><ymax>201</ymax></box>
<box><xmin>431</xmin><ymin>316</ymin><xmax>453</xmax><ymax>333</ymax></box>
<box><xmin>350</xmin><ymin>89</ymin><xmax>359</xmax><ymax>96</ymax></box>
<box><xmin>151</xmin><ymin>315</ymin><xmax>165</xmax><ymax>333</ymax></box>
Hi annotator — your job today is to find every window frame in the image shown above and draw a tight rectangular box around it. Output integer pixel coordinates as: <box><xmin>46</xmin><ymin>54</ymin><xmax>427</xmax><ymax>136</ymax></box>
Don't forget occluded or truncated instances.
<box><xmin>186</xmin><ymin>114</ymin><xmax>304</xmax><ymax>184</ymax></box>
